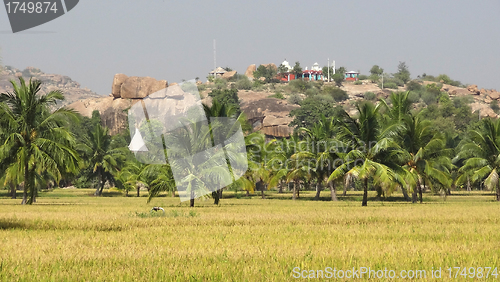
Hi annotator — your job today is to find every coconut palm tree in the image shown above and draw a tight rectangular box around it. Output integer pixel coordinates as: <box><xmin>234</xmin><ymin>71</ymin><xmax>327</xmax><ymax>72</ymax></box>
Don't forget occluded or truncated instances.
<box><xmin>0</xmin><ymin>77</ymin><xmax>80</xmax><ymax>204</ymax></box>
<box><xmin>298</xmin><ymin>115</ymin><xmax>348</xmax><ymax>201</ymax></box>
<box><xmin>455</xmin><ymin>118</ymin><xmax>500</xmax><ymax>201</ymax></box>
<box><xmin>400</xmin><ymin>115</ymin><xmax>452</xmax><ymax>203</ymax></box>
<box><xmin>328</xmin><ymin>102</ymin><xmax>406</xmax><ymax>206</ymax></box>
<box><xmin>81</xmin><ymin>123</ymin><xmax>125</xmax><ymax>196</ymax></box>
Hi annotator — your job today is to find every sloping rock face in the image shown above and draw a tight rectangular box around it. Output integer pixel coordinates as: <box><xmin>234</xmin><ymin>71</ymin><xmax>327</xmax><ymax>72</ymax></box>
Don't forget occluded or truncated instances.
<box><xmin>69</xmin><ymin>74</ymin><xmax>168</xmax><ymax>135</ymax></box>
<box><xmin>67</xmin><ymin>96</ymin><xmax>135</xmax><ymax>135</ymax></box>
<box><xmin>244</xmin><ymin>64</ymin><xmax>256</xmax><ymax>79</ymax></box>
<box><xmin>240</xmin><ymin>97</ymin><xmax>299</xmax><ymax>138</ymax></box>
<box><xmin>0</xmin><ymin>66</ymin><xmax>101</xmax><ymax>109</ymax></box>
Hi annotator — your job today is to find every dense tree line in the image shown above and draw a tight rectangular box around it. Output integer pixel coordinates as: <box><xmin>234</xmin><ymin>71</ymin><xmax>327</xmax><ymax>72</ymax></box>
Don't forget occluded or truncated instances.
<box><xmin>0</xmin><ymin>77</ymin><xmax>497</xmax><ymax>206</ymax></box>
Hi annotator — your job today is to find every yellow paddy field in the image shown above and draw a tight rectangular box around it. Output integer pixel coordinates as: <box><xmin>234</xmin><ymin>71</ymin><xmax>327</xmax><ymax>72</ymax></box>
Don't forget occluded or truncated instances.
<box><xmin>0</xmin><ymin>189</ymin><xmax>499</xmax><ymax>281</ymax></box>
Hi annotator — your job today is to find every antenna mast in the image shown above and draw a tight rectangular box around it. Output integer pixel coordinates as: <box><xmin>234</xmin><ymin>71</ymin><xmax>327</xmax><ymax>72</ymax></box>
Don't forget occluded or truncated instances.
<box><xmin>213</xmin><ymin>39</ymin><xmax>216</xmax><ymax>72</ymax></box>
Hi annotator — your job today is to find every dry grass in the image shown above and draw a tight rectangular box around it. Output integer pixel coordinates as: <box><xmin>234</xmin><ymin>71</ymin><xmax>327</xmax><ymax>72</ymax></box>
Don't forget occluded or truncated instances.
<box><xmin>0</xmin><ymin>189</ymin><xmax>499</xmax><ymax>281</ymax></box>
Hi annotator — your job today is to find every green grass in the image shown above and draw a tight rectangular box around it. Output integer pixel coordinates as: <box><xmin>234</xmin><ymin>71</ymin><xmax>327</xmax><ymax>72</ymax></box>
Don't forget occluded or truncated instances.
<box><xmin>0</xmin><ymin>189</ymin><xmax>499</xmax><ymax>281</ymax></box>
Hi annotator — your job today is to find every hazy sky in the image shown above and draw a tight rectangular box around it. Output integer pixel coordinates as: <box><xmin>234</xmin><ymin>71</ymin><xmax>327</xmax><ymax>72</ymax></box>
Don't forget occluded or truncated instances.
<box><xmin>1</xmin><ymin>0</ymin><xmax>499</xmax><ymax>95</ymax></box>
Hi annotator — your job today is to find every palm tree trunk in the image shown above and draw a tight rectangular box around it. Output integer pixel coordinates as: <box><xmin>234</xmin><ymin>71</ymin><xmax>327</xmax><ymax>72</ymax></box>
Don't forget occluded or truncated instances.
<box><xmin>278</xmin><ymin>181</ymin><xmax>283</xmax><ymax>193</ymax></box>
<box><xmin>190</xmin><ymin>190</ymin><xmax>195</xmax><ymax>207</ymax></box>
<box><xmin>419</xmin><ymin>179</ymin><xmax>424</xmax><ymax>203</ymax></box>
<box><xmin>94</xmin><ymin>169</ymin><xmax>102</xmax><ymax>196</ymax></box>
<box><xmin>22</xmin><ymin>161</ymin><xmax>29</xmax><ymax>205</ymax></box>
<box><xmin>213</xmin><ymin>191</ymin><xmax>220</xmax><ymax>205</ymax></box>
<box><xmin>292</xmin><ymin>180</ymin><xmax>297</xmax><ymax>200</ymax></box>
<box><xmin>496</xmin><ymin>181</ymin><xmax>500</xmax><ymax>201</ymax></box>
<box><xmin>314</xmin><ymin>182</ymin><xmax>322</xmax><ymax>200</ymax></box>
<box><xmin>412</xmin><ymin>179</ymin><xmax>419</xmax><ymax>203</ymax></box>
<box><xmin>342</xmin><ymin>178</ymin><xmax>347</xmax><ymax>197</ymax></box>
<box><xmin>401</xmin><ymin>186</ymin><xmax>410</xmax><ymax>201</ymax></box>
<box><xmin>362</xmin><ymin>178</ymin><xmax>368</xmax><ymax>206</ymax></box>
<box><xmin>10</xmin><ymin>183</ymin><xmax>16</xmax><ymax>199</ymax></box>
<box><xmin>329</xmin><ymin>181</ymin><xmax>338</xmax><ymax>201</ymax></box>
<box><xmin>171</xmin><ymin>189</ymin><xmax>175</xmax><ymax>197</ymax></box>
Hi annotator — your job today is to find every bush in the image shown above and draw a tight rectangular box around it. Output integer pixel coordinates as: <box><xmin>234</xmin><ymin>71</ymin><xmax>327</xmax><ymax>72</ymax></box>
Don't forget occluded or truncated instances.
<box><xmin>491</xmin><ymin>100</ymin><xmax>500</xmax><ymax>113</ymax></box>
<box><xmin>369</xmin><ymin>74</ymin><xmax>380</xmax><ymax>83</ymax></box>
<box><xmin>214</xmin><ymin>78</ymin><xmax>227</xmax><ymax>90</ymax></box>
<box><xmin>323</xmin><ymin>86</ymin><xmax>348</xmax><ymax>102</ymax></box>
<box><xmin>332</xmin><ymin>73</ymin><xmax>344</xmax><ymax>87</ymax></box>
<box><xmin>235</xmin><ymin>76</ymin><xmax>252</xmax><ymax>90</ymax></box>
<box><xmin>383</xmin><ymin>82</ymin><xmax>398</xmax><ymax>89</ymax></box>
<box><xmin>197</xmin><ymin>84</ymin><xmax>207</xmax><ymax>92</ymax></box>
<box><xmin>408</xmin><ymin>91</ymin><xmax>421</xmax><ymax>103</ymax></box>
<box><xmin>406</xmin><ymin>80</ymin><xmax>423</xmax><ymax>92</ymax></box>
<box><xmin>289</xmin><ymin>79</ymin><xmax>311</xmax><ymax>93</ymax></box>
<box><xmin>364</xmin><ymin>92</ymin><xmax>377</xmax><ymax>101</ymax></box>
<box><xmin>422</xmin><ymin>91</ymin><xmax>439</xmax><ymax>105</ymax></box>
<box><xmin>354</xmin><ymin>80</ymin><xmax>362</xmax><ymax>85</ymax></box>
<box><xmin>358</xmin><ymin>75</ymin><xmax>368</xmax><ymax>80</ymax></box>
<box><xmin>269</xmin><ymin>91</ymin><xmax>285</xmax><ymax>100</ymax></box>
<box><xmin>287</xmin><ymin>94</ymin><xmax>302</xmax><ymax>105</ymax></box>
<box><xmin>305</xmin><ymin>88</ymin><xmax>319</xmax><ymax>97</ymax></box>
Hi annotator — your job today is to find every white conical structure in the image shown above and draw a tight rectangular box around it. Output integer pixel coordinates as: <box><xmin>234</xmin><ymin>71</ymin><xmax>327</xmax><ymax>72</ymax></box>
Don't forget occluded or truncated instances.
<box><xmin>128</xmin><ymin>128</ymin><xmax>148</xmax><ymax>152</ymax></box>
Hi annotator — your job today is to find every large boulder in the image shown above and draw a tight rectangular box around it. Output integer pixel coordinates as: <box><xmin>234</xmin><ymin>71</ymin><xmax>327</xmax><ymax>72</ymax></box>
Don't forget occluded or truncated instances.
<box><xmin>467</xmin><ymin>84</ymin><xmax>479</xmax><ymax>95</ymax></box>
<box><xmin>244</xmin><ymin>64</ymin><xmax>256</xmax><ymax>79</ymax></box>
<box><xmin>488</xmin><ymin>91</ymin><xmax>500</xmax><ymax>100</ymax></box>
<box><xmin>240</xmin><ymin>96</ymin><xmax>299</xmax><ymax>138</ymax></box>
<box><xmin>111</xmin><ymin>74</ymin><xmax>128</xmax><ymax>98</ymax></box>
<box><xmin>120</xmin><ymin>76</ymin><xmax>168</xmax><ymax>99</ymax></box>
<box><xmin>222</xmin><ymin>70</ymin><xmax>237</xmax><ymax>79</ymax></box>
<box><xmin>262</xmin><ymin>63</ymin><xmax>278</xmax><ymax>71</ymax></box>
<box><xmin>449</xmin><ymin>88</ymin><xmax>472</xmax><ymax>97</ymax></box>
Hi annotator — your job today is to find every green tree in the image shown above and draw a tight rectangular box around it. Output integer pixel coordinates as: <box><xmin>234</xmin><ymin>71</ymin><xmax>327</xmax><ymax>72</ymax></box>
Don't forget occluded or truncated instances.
<box><xmin>289</xmin><ymin>96</ymin><xmax>341</xmax><ymax>129</ymax></box>
<box><xmin>82</xmin><ymin>124</ymin><xmax>125</xmax><ymax>196</ymax></box>
<box><xmin>328</xmin><ymin>102</ymin><xmax>406</xmax><ymax>206</ymax></box>
<box><xmin>332</xmin><ymin>73</ymin><xmax>344</xmax><ymax>87</ymax></box>
<box><xmin>292</xmin><ymin>62</ymin><xmax>302</xmax><ymax>78</ymax></box>
<box><xmin>455</xmin><ymin>119</ymin><xmax>500</xmax><ymax>201</ymax></box>
<box><xmin>394</xmin><ymin>61</ymin><xmax>411</xmax><ymax>84</ymax></box>
<box><xmin>370</xmin><ymin>65</ymin><xmax>384</xmax><ymax>76</ymax></box>
<box><xmin>253</xmin><ymin>65</ymin><xmax>278</xmax><ymax>83</ymax></box>
<box><xmin>208</xmin><ymin>88</ymin><xmax>241</xmax><ymax>115</ymax></box>
<box><xmin>0</xmin><ymin>77</ymin><xmax>80</xmax><ymax>204</ymax></box>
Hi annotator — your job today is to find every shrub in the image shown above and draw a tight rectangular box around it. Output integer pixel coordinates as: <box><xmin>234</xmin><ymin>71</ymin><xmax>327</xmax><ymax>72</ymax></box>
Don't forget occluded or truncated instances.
<box><xmin>289</xmin><ymin>79</ymin><xmax>311</xmax><ymax>93</ymax></box>
<box><xmin>197</xmin><ymin>84</ymin><xmax>207</xmax><ymax>92</ymax></box>
<box><xmin>369</xmin><ymin>74</ymin><xmax>380</xmax><ymax>83</ymax></box>
<box><xmin>422</xmin><ymin>91</ymin><xmax>439</xmax><ymax>105</ymax></box>
<box><xmin>323</xmin><ymin>86</ymin><xmax>348</xmax><ymax>102</ymax></box>
<box><xmin>364</xmin><ymin>92</ymin><xmax>377</xmax><ymax>101</ymax></box>
<box><xmin>235</xmin><ymin>76</ymin><xmax>252</xmax><ymax>90</ymax></box>
<box><xmin>305</xmin><ymin>88</ymin><xmax>319</xmax><ymax>97</ymax></box>
<box><xmin>491</xmin><ymin>100</ymin><xmax>499</xmax><ymax>113</ymax></box>
<box><xmin>269</xmin><ymin>92</ymin><xmax>285</xmax><ymax>100</ymax></box>
<box><xmin>287</xmin><ymin>94</ymin><xmax>302</xmax><ymax>105</ymax></box>
<box><xmin>214</xmin><ymin>78</ymin><xmax>227</xmax><ymax>90</ymax></box>
<box><xmin>358</xmin><ymin>75</ymin><xmax>368</xmax><ymax>80</ymax></box>
<box><xmin>408</xmin><ymin>91</ymin><xmax>421</xmax><ymax>103</ymax></box>
<box><xmin>383</xmin><ymin>82</ymin><xmax>398</xmax><ymax>89</ymax></box>
<box><xmin>354</xmin><ymin>80</ymin><xmax>362</xmax><ymax>85</ymax></box>
<box><xmin>406</xmin><ymin>80</ymin><xmax>423</xmax><ymax>92</ymax></box>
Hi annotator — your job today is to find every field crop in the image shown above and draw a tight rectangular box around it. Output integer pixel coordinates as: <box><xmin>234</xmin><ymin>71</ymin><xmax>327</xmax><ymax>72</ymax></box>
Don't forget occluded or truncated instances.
<box><xmin>0</xmin><ymin>189</ymin><xmax>499</xmax><ymax>281</ymax></box>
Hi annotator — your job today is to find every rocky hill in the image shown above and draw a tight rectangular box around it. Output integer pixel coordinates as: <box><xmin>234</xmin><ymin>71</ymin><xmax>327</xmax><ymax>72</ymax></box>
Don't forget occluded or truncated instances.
<box><xmin>0</xmin><ymin>66</ymin><xmax>101</xmax><ymax>108</ymax></box>
<box><xmin>3</xmin><ymin>66</ymin><xmax>499</xmax><ymax>138</ymax></box>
